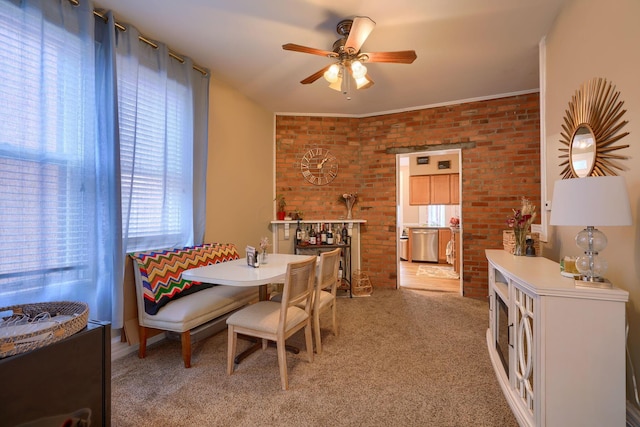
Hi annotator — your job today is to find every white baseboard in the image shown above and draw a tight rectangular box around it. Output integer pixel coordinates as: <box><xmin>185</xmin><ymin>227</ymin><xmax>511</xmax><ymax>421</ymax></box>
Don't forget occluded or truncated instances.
<box><xmin>627</xmin><ymin>401</ymin><xmax>640</xmax><ymax>427</ymax></box>
<box><xmin>111</xmin><ymin>333</ymin><xmax>166</xmax><ymax>361</ymax></box>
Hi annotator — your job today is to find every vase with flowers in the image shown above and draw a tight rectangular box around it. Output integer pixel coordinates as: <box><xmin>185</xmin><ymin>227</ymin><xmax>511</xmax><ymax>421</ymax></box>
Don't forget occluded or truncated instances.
<box><xmin>338</xmin><ymin>192</ymin><xmax>358</xmax><ymax>219</ymax></box>
<box><xmin>259</xmin><ymin>237</ymin><xmax>271</xmax><ymax>264</ymax></box>
<box><xmin>506</xmin><ymin>197</ymin><xmax>537</xmax><ymax>256</ymax></box>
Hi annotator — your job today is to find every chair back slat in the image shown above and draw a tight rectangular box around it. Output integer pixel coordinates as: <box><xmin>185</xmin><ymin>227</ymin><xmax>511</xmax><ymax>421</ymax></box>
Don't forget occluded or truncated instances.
<box><xmin>317</xmin><ymin>248</ymin><xmax>341</xmax><ymax>296</ymax></box>
<box><xmin>280</xmin><ymin>256</ymin><xmax>316</xmax><ymax>325</ymax></box>
<box><xmin>311</xmin><ymin>248</ymin><xmax>341</xmax><ymax>354</ymax></box>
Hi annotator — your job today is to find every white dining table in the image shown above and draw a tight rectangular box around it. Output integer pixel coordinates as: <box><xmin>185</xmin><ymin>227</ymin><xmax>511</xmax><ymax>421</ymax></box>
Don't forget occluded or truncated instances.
<box><xmin>182</xmin><ymin>253</ymin><xmax>314</xmax><ymax>300</ymax></box>
<box><xmin>181</xmin><ymin>253</ymin><xmax>315</xmax><ymax>363</ymax></box>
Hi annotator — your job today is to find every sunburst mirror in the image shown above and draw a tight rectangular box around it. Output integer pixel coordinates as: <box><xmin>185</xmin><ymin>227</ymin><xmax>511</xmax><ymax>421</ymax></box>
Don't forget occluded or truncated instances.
<box><xmin>559</xmin><ymin>77</ymin><xmax>630</xmax><ymax>179</ymax></box>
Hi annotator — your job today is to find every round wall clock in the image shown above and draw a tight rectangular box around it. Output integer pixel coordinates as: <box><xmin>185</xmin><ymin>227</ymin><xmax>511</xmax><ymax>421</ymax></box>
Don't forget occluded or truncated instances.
<box><xmin>300</xmin><ymin>147</ymin><xmax>338</xmax><ymax>186</ymax></box>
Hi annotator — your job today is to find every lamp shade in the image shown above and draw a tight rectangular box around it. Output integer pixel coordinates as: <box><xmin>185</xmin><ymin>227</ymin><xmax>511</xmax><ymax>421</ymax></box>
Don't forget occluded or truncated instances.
<box><xmin>550</xmin><ymin>176</ymin><xmax>632</xmax><ymax>226</ymax></box>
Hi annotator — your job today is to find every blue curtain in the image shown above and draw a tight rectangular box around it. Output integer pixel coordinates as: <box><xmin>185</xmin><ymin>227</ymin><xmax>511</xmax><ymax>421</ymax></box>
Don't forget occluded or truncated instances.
<box><xmin>0</xmin><ymin>0</ymin><xmax>120</xmax><ymax>324</ymax></box>
<box><xmin>0</xmin><ymin>0</ymin><xmax>209</xmax><ymax>328</ymax></box>
<box><xmin>95</xmin><ymin>10</ymin><xmax>124</xmax><ymax>327</ymax></box>
<box><xmin>193</xmin><ymin>67</ymin><xmax>210</xmax><ymax>245</ymax></box>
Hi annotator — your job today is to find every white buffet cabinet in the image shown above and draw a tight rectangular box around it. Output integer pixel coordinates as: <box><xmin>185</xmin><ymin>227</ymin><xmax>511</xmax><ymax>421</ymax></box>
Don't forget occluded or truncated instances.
<box><xmin>485</xmin><ymin>249</ymin><xmax>628</xmax><ymax>426</ymax></box>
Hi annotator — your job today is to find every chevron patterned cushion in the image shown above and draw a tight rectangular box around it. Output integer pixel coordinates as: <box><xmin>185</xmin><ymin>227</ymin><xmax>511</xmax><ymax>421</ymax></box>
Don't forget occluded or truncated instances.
<box><xmin>132</xmin><ymin>243</ymin><xmax>240</xmax><ymax>315</ymax></box>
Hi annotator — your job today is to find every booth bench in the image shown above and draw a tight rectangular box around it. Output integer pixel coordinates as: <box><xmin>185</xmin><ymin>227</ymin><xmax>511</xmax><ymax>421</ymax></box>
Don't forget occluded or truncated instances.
<box><xmin>130</xmin><ymin>243</ymin><xmax>258</xmax><ymax>368</ymax></box>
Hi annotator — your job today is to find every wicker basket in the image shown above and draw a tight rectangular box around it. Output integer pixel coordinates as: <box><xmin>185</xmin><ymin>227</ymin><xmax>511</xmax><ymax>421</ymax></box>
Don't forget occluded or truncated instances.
<box><xmin>352</xmin><ymin>270</ymin><xmax>373</xmax><ymax>297</ymax></box>
<box><xmin>503</xmin><ymin>230</ymin><xmax>540</xmax><ymax>255</ymax></box>
<box><xmin>0</xmin><ymin>301</ymin><xmax>88</xmax><ymax>358</ymax></box>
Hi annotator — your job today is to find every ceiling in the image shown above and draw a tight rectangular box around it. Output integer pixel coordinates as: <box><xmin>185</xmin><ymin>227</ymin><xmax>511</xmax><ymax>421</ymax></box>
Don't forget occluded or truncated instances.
<box><xmin>94</xmin><ymin>0</ymin><xmax>567</xmax><ymax>117</ymax></box>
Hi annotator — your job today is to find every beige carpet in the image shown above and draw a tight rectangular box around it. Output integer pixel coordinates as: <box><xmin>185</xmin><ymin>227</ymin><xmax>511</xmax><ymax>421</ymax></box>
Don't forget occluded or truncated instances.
<box><xmin>416</xmin><ymin>264</ymin><xmax>460</xmax><ymax>279</ymax></box>
<box><xmin>111</xmin><ymin>288</ymin><xmax>517</xmax><ymax>426</ymax></box>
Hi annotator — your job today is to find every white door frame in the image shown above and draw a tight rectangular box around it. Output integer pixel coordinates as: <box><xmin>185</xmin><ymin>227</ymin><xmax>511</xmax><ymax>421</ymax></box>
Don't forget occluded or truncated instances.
<box><xmin>395</xmin><ymin>149</ymin><xmax>463</xmax><ymax>294</ymax></box>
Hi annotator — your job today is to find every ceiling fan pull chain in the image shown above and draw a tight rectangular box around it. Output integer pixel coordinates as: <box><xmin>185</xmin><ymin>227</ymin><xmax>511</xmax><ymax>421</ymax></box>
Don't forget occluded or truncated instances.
<box><xmin>344</xmin><ymin>67</ymin><xmax>351</xmax><ymax>100</ymax></box>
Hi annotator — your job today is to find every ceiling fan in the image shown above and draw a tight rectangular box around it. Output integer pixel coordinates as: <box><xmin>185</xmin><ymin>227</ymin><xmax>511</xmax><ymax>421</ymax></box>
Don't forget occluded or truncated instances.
<box><xmin>282</xmin><ymin>16</ymin><xmax>417</xmax><ymax>94</ymax></box>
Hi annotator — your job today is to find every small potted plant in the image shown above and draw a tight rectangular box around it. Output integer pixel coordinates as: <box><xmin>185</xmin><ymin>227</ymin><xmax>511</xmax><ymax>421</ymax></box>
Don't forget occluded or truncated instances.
<box><xmin>275</xmin><ymin>195</ymin><xmax>286</xmax><ymax>220</ymax></box>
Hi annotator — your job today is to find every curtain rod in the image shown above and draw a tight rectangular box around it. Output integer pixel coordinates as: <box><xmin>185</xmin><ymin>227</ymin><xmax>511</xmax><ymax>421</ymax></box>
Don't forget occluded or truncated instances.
<box><xmin>78</xmin><ymin>3</ymin><xmax>207</xmax><ymax>76</ymax></box>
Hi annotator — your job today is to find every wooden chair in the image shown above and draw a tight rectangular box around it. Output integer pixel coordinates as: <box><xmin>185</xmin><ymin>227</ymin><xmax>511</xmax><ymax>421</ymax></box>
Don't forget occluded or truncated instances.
<box><xmin>226</xmin><ymin>256</ymin><xmax>316</xmax><ymax>390</ymax></box>
<box><xmin>312</xmin><ymin>248</ymin><xmax>341</xmax><ymax>354</ymax></box>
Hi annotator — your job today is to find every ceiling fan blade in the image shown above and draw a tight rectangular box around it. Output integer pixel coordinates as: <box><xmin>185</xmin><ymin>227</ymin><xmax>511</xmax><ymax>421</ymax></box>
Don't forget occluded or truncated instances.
<box><xmin>300</xmin><ymin>64</ymin><xmax>332</xmax><ymax>85</ymax></box>
<box><xmin>363</xmin><ymin>50</ymin><xmax>417</xmax><ymax>64</ymax></box>
<box><xmin>282</xmin><ymin>43</ymin><xmax>336</xmax><ymax>58</ymax></box>
<box><xmin>344</xmin><ymin>16</ymin><xmax>376</xmax><ymax>54</ymax></box>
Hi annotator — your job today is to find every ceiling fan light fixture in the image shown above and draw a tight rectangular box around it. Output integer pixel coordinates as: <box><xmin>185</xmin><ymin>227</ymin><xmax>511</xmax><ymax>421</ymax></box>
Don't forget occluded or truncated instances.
<box><xmin>328</xmin><ymin>74</ymin><xmax>343</xmax><ymax>91</ymax></box>
<box><xmin>355</xmin><ymin>75</ymin><xmax>371</xmax><ymax>89</ymax></box>
<box><xmin>323</xmin><ymin>63</ymin><xmax>340</xmax><ymax>83</ymax></box>
<box><xmin>283</xmin><ymin>16</ymin><xmax>415</xmax><ymax>94</ymax></box>
<box><xmin>351</xmin><ymin>60</ymin><xmax>367</xmax><ymax>79</ymax></box>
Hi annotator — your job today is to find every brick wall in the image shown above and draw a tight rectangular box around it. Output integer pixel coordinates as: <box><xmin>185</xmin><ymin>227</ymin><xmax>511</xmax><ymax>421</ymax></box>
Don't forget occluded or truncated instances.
<box><xmin>275</xmin><ymin>93</ymin><xmax>540</xmax><ymax>298</ymax></box>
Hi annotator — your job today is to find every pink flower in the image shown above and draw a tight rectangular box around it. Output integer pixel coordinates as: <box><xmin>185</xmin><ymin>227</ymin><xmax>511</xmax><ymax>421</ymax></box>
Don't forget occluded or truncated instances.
<box><xmin>506</xmin><ymin>197</ymin><xmax>536</xmax><ymax>231</ymax></box>
<box><xmin>259</xmin><ymin>237</ymin><xmax>271</xmax><ymax>251</ymax></box>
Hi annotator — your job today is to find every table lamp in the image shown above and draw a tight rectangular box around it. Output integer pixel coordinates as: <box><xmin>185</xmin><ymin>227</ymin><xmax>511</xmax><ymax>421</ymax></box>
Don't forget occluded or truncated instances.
<box><xmin>550</xmin><ymin>175</ymin><xmax>632</xmax><ymax>288</ymax></box>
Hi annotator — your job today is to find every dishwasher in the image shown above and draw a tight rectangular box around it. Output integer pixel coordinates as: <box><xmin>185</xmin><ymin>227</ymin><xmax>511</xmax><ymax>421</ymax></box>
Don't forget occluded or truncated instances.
<box><xmin>411</xmin><ymin>228</ymin><xmax>438</xmax><ymax>262</ymax></box>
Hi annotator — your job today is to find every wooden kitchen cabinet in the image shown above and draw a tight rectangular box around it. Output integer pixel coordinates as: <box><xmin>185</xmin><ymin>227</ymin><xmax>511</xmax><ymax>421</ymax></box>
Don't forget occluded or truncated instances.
<box><xmin>449</xmin><ymin>173</ymin><xmax>459</xmax><ymax>204</ymax></box>
<box><xmin>430</xmin><ymin>175</ymin><xmax>451</xmax><ymax>204</ymax></box>
<box><xmin>409</xmin><ymin>175</ymin><xmax>431</xmax><ymax>205</ymax></box>
<box><xmin>452</xmin><ymin>229</ymin><xmax>460</xmax><ymax>274</ymax></box>
<box><xmin>438</xmin><ymin>228</ymin><xmax>451</xmax><ymax>263</ymax></box>
<box><xmin>409</xmin><ymin>173</ymin><xmax>460</xmax><ymax>205</ymax></box>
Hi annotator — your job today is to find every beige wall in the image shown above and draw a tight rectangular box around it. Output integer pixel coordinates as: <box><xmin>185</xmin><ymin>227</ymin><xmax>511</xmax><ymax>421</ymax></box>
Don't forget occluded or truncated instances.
<box><xmin>204</xmin><ymin>76</ymin><xmax>275</xmax><ymax>253</ymax></box>
<box><xmin>544</xmin><ymin>0</ymin><xmax>640</xmax><ymax>401</ymax></box>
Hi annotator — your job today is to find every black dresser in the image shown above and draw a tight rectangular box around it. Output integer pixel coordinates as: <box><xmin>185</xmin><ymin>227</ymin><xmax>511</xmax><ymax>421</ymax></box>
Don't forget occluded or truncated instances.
<box><xmin>0</xmin><ymin>320</ymin><xmax>111</xmax><ymax>427</ymax></box>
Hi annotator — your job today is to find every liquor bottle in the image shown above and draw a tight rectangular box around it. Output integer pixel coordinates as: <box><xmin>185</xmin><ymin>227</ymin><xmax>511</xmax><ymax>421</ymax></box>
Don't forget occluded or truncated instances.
<box><xmin>326</xmin><ymin>226</ymin><xmax>333</xmax><ymax>244</ymax></box>
<box><xmin>254</xmin><ymin>248</ymin><xmax>260</xmax><ymax>268</ymax></box>
<box><xmin>338</xmin><ymin>260</ymin><xmax>343</xmax><ymax>280</ymax></box>
<box><xmin>295</xmin><ymin>220</ymin><xmax>302</xmax><ymax>245</ymax></box>
<box><xmin>309</xmin><ymin>226</ymin><xmax>317</xmax><ymax>245</ymax></box>
<box><xmin>341</xmin><ymin>223</ymin><xmax>349</xmax><ymax>244</ymax></box>
<box><xmin>320</xmin><ymin>223</ymin><xmax>327</xmax><ymax>244</ymax></box>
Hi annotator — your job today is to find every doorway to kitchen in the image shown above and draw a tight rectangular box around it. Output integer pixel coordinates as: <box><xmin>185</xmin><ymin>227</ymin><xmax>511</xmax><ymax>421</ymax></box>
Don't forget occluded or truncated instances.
<box><xmin>396</xmin><ymin>149</ymin><xmax>462</xmax><ymax>293</ymax></box>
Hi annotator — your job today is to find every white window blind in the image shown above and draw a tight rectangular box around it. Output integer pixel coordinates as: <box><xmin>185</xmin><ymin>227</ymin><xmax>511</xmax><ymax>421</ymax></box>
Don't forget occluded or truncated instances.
<box><xmin>0</xmin><ymin>1</ymin><xmax>94</xmax><ymax>299</ymax></box>
<box><xmin>427</xmin><ymin>205</ymin><xmax>446</xmax><ymax>227</ymax></box>
<box><xmin>117</xmin><ymin>55</ymin><xmax>193</xmax><ymax>252</ymax></box>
